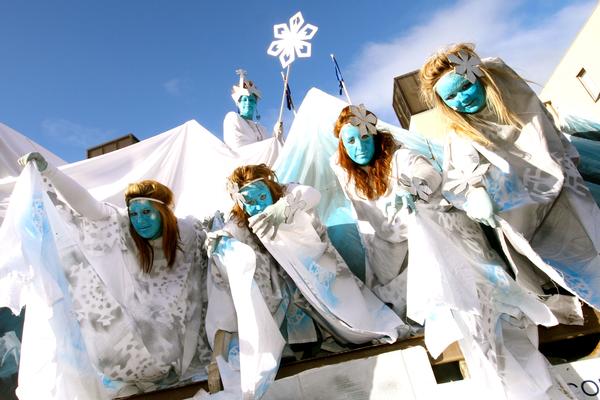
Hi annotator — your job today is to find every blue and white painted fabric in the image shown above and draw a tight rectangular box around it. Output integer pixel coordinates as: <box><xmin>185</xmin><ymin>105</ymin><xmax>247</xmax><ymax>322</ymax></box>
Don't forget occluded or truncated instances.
<box><xmin>0</xmin><ymin>165</ymin><xmax>109</xmax><ymax>400</ymax></box>
<box><xmin>204</xmin><ymin>183</ymin><xmax>405</xmax><ymax>399</ymax></box>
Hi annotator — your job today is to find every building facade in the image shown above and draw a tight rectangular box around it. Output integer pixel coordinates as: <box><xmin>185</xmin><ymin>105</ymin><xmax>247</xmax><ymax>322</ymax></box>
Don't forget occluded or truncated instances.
<box><xmin>541</xmin><ymin>3</ymin><xmax>600</xmax><ymax>122</ymax></box>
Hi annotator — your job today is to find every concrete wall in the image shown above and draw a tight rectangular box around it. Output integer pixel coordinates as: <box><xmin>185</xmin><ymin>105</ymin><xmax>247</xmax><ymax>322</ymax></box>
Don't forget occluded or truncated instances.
<box><xmin>541</xmin><ymin>3</ymin><xmax>600</xmax><ymax>121</ymax></box>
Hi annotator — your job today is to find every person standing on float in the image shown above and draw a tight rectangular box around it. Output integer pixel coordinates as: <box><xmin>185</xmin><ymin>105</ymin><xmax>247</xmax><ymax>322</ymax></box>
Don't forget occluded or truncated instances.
<box><xmin>223</xmin><ymin>70</ymin><xmax>284</xmax><ymax>149</ymax></box>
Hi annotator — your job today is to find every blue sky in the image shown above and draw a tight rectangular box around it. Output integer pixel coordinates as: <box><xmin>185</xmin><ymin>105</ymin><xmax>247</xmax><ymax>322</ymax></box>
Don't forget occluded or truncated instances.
<box><xmin>0</xmin><ymin>0</ymin><xmax>595</xmax><ymax>162</ymax></box>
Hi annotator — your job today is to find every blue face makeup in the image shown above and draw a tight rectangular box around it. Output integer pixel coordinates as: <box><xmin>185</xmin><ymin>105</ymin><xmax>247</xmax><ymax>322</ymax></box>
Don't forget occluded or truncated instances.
<box><xmin>435</xmin><ymin>72</ymin><xmax>486</xmax><ymax>114</ymax></box>
<box><xmin>239</xmin><ymin>180</ymin><xmax>273</xmax><ymax>217</ymax></box>
<box><xmin>238</xmin><ymin>94</ymin><xmax>257</xmax><ymax>120</ymax></box>
<box><xmin>340</xmin><ymin>124</ymin><xmax>375</xmax><ymax>165</ymax></box>
<box><xmin>128</xmin><ymin>200</ymin><xmax>162</xmax><ymax>239</ymax></box>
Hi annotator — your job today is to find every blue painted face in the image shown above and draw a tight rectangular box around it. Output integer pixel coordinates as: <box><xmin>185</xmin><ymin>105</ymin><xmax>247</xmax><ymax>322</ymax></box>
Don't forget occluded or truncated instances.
<box><xmin>239</xmin><ymin>180</ymin><xmax>273</xmax><ymax>217</ymax></box>
<box><xmin>435</xmin><ymin>72</ymin><xmax>486</xmax><ymax>114</ymax></box>
<box><xmin>340</xmin><ymin>124</ymin><xmax>375</xmax><ymax>165</ymax></box>
<box><xmin>238</xmin><ymin>94</ymin><xmax>257</xmax><ymax>120</ymax></box>
<box><xmin>128</xmin><ymin>200</ymin><xmax>162</xmax><ymax>239</ymax></box>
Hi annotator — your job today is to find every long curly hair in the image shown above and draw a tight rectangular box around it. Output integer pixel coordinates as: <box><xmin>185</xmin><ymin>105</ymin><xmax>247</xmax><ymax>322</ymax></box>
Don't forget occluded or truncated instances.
<box><xmin>125</xmin><ymin>180</ymin><xmax>180</xmax><ymax>273</ymax></box>
<box><xmin>419</xmin><ymin>43</ymin><xmax>522</xmax><ymax>147</ymax></box>
<box><xmin>229</xmin><ymin>164</ymin><xmax>285</xmax><ymax>228</ymax></box>
<box><xmin>333</xmin><ymin>106</ymin><xmax>397</xmax><ymax>200</ymax></box>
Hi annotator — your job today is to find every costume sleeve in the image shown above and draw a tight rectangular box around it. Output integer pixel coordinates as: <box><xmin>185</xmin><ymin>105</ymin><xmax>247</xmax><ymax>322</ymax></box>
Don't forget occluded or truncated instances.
<box><xmin>394</xmin><ymin>148</ymin><xmax>442</xmax><ymax>201</ymax></box>
<box><xmin>43</xmin><ymin>165</ymin><xmax>113</xmax><ymax>221</ymax></box>
<box><xmin>441</xmin><ymin>134</ymin><xmax>490</xmax><ymax>209</ymax></box>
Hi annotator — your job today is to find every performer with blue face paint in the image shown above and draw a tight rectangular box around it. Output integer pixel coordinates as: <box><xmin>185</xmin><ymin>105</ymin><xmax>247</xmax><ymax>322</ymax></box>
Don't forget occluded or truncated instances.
<box><xmin>339</xmin><ymin>123</ymin><xmax>375</xmax><ymax>166</ymax></box>
<box><xmin>330</xmin><ymin>104</ymin><xmax>443</xmax><ymax>316</ymax></box>
<box><xmin>223</xmin><ymin>70</ymin><xmax>284</xmax><ymax>149</ymax></box>
<box><xmin>17</xmin><ymin>152</ymin><xmax>213</xmax><ymax>393</ymax></box>
<box><xmin>128</xmin><ymin>198</ymin><xmax>163</xmax><ymax>239</ymax></box>
<box><xmin>205</xmin><ymin>163</ymin><xmax>405</xmax><ymax>398</ymax></box>
<box><xmin>435</xmin><ymin>72</ymin><xmax>486</xmax><ymax>114</ymax></box>
<box><xmin>420</xmin><ymin>43</ymin><xmax>600</xmax><ymax>398</ymax></box>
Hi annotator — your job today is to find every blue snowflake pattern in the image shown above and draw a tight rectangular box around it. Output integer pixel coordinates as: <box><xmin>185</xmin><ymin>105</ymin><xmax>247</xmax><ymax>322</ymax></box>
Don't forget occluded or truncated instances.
<box><xmin>306</xmin><ymin>261</ymin><xmax>338</xmax><ymax>306</ymax></box>
<box><xmin>484</xmin><ymin>167</ymin><xmax>529</xmax><ymax>211</ymax></box>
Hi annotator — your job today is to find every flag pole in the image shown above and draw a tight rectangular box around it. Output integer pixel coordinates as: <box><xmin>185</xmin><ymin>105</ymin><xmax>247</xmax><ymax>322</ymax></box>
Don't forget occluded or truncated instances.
<box><xmin>277</xmin><ymin>64</ymin><xmax>290</xmax><ymax>123</ymax></box>
<box><xmin>330</xmin><ymin>54</ymin><xmax>352</xmax><ymax>104</ymax></box>
<box><xmin>280</xmin><ymin>71</ymin><xmax>297</xmax><ymax>116</ymax></box>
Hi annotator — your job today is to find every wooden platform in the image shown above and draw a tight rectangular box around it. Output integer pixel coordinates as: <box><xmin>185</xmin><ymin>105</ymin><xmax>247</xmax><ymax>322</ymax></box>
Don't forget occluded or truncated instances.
<box><xmin>123</xmin><ymin>306</ymin><xmax>600</xmax><ymax>400</ymax></box>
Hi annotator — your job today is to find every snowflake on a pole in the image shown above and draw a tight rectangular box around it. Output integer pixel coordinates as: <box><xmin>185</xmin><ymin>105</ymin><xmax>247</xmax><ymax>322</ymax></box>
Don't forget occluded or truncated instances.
<box><xmin>267</xmin><ymin>11</ymin><xmax>318</xmax><ymax>69</ymax></box>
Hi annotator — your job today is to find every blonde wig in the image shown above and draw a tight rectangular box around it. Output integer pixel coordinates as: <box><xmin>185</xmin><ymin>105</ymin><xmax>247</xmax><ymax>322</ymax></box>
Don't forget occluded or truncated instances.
<box><xmin>419</xmin><ymin>43</ymin><xmax>522</xmax><ymax>147</ymax></box>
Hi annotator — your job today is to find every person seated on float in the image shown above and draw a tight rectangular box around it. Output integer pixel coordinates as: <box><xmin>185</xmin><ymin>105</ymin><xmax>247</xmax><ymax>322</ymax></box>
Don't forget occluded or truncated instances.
<box><xmin>419</xmin><ymin>43</ymin><xmax>600</xmax><ymax>316</ymax></box>
<box><xmin>329</xmin><ymin>104</ymin><xmax>444</xmax><ymax>316</ymax></box>
<box><xmin>330</xmin><ymin>102</ymin><xmax>563</xmax><ymax>399</ymax></box>
<box><xmin>205</xmin><ymin>163</ymin><xmax>403</xmax><ymax>398</ymax></box>
<box><xmin>223</xmin><ymin>69</ymin><xmax>283</xmax><ymax>149</ymax></box>
<box><xmin>17</xmin><ymin>152</ymin><xmax>211</xmax><ymax>394</ymax></box>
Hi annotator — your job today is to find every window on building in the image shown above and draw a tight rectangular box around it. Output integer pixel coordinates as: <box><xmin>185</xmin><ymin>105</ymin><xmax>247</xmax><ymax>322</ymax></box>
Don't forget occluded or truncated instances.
<box><xmin>577</xmin><ymin>68</ymin><xmax>600</xmax><ymax>102</ymax></box>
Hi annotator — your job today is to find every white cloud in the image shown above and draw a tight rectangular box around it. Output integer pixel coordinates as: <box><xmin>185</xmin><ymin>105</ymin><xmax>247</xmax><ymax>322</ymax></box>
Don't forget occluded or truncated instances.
<box><xmin>163</xmin><ymin>78</ymin><xmax>183</xmax><ymax>96</ymax></box>
<box><xmin>348</xmin><ymin>0</ymin><xmax>596</xmax><ymax>123</ymax></box>
<box><xmin>41</xmin><ymin>118</ymin><xmax>115</xmax><ymax>148</ymax></box>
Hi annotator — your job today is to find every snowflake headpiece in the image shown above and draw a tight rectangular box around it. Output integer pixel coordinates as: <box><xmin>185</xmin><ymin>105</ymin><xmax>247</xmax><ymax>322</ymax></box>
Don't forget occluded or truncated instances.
<box><xmin>346</xmin><ymin>104</ymin><xmax>378</xmax><ymax>136</ymax></box>
<box><xmin>448</xmin><ymin>50</ymin><xmax>483</xmax><ymax>84</ymax></box>
<box><xmin>226</xmin><ymin>177</ymin><xmax>265</xmax><ymax>205</ymax></box>
<box><xmin>231</xmin><ymin>69</ymin><xmax>262</xmax><ymax>103</ymax></box>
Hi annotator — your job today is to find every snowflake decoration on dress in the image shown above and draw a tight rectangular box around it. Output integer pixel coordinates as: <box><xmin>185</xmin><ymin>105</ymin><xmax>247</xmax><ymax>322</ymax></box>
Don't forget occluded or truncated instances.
<box><xmin>397</xmin><ymin>174</ymin><xmax>433</xmax><ymax>201</ymax></box>
<box><xmin>448</xmin><ymin>50</ymin><xmax>483</xmax><ymax>84</ymax></box>
<box><xmin>349</xmin><ymin>104</ymin><xmax>378</xmax><ymax>136</ymax></box>
<box><xmin>443</xmin><ymin>162</ymin><xmax>490</xmax><ymax>195</ymax></box>
<box><xmin>267</xmin><ymin>11</ymin><xmax>318</xmax><ymax>69</ymax></box>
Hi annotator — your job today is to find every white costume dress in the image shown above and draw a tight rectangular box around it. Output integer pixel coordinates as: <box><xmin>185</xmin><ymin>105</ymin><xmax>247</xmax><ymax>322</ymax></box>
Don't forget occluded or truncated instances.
<box><xmin>442</xmin><ymin>58</ymin><xmax>600</xmax><ymax>315</ymax></box>
<box><xmin>223</xmin><ymin>112</ymin><xmax>270</xmax><ymax>149</ymax></box>
<box><xmin>18</xmin><ymin>165</ymin><xmax>211</xmax><ymax>396</ymax></box>
<box><xmin>330</xmin><ymin>146</ymin><xmax>441</xmax><ymax>316</ymax></box>
<box><xmin>331</xmin><ymin>145</ymin><xmax>562</xmax><ymax>399</ymax></box>
<box><xmin>205</xmin><ymin>183</ymin><xmax>404</xmax><ymax>399</ymax></box>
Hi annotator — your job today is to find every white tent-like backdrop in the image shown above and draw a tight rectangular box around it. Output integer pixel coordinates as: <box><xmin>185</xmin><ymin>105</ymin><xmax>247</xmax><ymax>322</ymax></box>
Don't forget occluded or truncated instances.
<box><xmin>0</xmin><ymin>120</ymin><xmax>281</xmax><ymax>223</ymax></box>
<box><xmin>0</xmin><ymin>122</ymin><xmax>66</xmax><ymax>180</ymax></box>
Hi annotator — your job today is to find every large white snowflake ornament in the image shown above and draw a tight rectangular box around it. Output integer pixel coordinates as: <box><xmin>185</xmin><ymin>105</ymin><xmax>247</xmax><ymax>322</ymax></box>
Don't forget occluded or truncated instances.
<box><xmin>448</xmin><ymin>50</ymin><xmax>483</xmax><ymax>84</ymax></box>
<box><xmin>267</xmin><ymin>11</ymin><xmax>318</xmax><ymax>69</ymax></box>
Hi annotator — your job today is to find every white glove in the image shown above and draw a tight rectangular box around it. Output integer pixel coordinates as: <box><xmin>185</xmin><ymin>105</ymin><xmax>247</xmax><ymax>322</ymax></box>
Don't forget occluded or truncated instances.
<box><xmin>249</xmin><ymin>191</ymin><xmax>306</xmax><ymax>239</ymax></box>
<box><xmin>386</xmin><ymin>189</ymin><xmax>416</xmax><ymax>224</ymax></box>
<box><xmin>464</xmin><ymin>186</ymin><xmax>497</xmax><ymax>228</ymax></box>
<box><xmin>273</xmin><ymin>121</ymin><xmax>284</xmax><ymax>141</ymax></box>
<box><xmin>17</xmin><ymin>152</ymin><xmax>48</xmax><ymax>172</ymax></box>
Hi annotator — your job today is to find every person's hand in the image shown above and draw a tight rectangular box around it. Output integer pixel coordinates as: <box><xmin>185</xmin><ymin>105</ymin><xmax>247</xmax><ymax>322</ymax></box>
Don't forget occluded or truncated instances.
<box><xmin>249</xmin><ymin>191</ymin><xmax>305</xmax><ymax>239</ymax></box>
<box><xmin>17</xmin><ymin>152</ymin><xmax>48</xmax><ymax>172</ymax></box>
<box><xmin>386</xmin><ymin>189</ymin><xmax>416</xmax><ymax>223</ymax></box>
<box><xmin>274</xmin><ymin>121</ymin><xmax>284</xmax><ymax>140</ymax></box>
<box><xmin>464</xmin><ymin>186</ymin><xmax>497</xmax><ymax>227</ymax></box>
